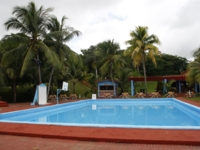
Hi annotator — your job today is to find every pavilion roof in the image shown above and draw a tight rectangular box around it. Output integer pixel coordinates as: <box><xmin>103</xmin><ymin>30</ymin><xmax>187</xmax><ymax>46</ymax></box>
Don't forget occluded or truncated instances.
<box><xmin>128</xmin><ymin>74</ymin><xmax>186</xmax><ymax>81</ymax></box>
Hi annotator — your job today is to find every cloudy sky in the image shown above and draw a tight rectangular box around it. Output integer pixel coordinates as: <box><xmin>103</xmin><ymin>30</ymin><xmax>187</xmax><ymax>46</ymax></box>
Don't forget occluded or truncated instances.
<box><xmin>0</xmin><ymin>0</ymin><xmax>200</xmax><ymax>60</ymax></box>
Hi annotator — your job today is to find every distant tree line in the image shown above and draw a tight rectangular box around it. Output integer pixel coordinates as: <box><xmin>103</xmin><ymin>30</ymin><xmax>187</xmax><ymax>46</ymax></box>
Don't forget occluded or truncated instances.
<box><xmin>145</xmin><ymin>54</ymin><xmax>188</xmax><ymax>76</ymax></box>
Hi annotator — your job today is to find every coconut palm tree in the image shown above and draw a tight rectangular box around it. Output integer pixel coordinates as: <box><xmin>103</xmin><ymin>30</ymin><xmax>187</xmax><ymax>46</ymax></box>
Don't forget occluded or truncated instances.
<box><xmin>44</xmin><ymin>15</ymin><xmax>81</xmax><ymax>95</ymax></box>
<box><xmin>95</xmin><ymin>39</ymin><xmax>125</xmax><ymax>81</ymax></box>
<box><xmin>67</xmin><ymin>54</ymin><xmax>94</xmax><ymax>94</ymax></box>
<box><xmin>81</xmin><ymin>45</ymin><xmax>99</xmax><ymax>79</ymax></box>
<box><xmin>0</xmin><ymin>42</ymin><xmax>7</xmax><ymax>87</ymax></box>
<box><xmin>186</xmin><ymin>61</ymin><xmax>200</xmax><ymax>86</ymax></box>
<box><xmin>0</xmin><ymin>34</ymin><xmax>26</xmax><ymax>102</ymax></box>
<box><xmin>0</xmin><ymin>66</ymin><xmax>6</xmax><ymax>87</ymax></box>
<box><xmin>124</xmin><ymin>26</ymin><xmax>160</xmax><ymax>94</ymax></box>
<box><xmin>193</xmin><ymin>48</ymin><xmax>200</xmax><ymax>62</ymax></box>
<box><xmin>186</xmin><ymin>48</ymin><xmax>200</xmax><ymax>86</ymax></box>
<box><xmin>4</xmin><ymin>2</ymin><xmax>61</xmax><ymax>84</ymax></box>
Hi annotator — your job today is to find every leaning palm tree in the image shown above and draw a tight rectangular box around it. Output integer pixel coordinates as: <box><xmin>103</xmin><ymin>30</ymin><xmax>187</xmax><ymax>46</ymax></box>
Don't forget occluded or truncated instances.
<box><xmin>44</xmin><ymin>15</ymin><xmax>81</xmax><ymax>95</ymax></box>
<box><xmin>4</xmin><ymin>2</ymin><xmax>61</xmax><ymax>84</ymax></box>
<box><xmin>124</xmin><ymin>26</ymin><xmax>160</xmax><ymax>94</ymax></box>
<box><xmin>45</xmin><ymin>15</ymin><xmax>81</xmax><ymax>60</ymax></box>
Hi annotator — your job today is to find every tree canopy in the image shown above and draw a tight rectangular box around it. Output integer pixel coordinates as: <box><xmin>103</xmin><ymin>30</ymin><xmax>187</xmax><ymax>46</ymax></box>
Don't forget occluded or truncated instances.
<box><xmin>124</xmin><ymin>26</ymin><xmax>160</xmax><ymax>94</ymax></box>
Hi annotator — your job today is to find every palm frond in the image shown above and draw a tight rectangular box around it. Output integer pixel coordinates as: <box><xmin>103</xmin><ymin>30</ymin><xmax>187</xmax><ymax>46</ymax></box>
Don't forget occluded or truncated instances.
<box><xmin>37</xmin><ymin>41</ymin><xmax>61</xmax><ymax>69</ymax></box>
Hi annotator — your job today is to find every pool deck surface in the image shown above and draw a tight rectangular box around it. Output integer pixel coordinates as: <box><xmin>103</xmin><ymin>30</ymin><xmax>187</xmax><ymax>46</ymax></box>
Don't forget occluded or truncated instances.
<box><xmin>0</xmin><ymin>97</ymin><xmax>200</xmax><ymax>150</ymax></box>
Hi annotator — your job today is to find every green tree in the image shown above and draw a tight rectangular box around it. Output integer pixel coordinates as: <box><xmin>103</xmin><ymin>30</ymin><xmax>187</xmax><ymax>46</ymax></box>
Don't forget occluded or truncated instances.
<box><xmin>67</xmin><ymin>55</ymin><xmax>94</xmax><ymax>94</ymax></box>
<box><xmin>186</xmin><ymin>61</ymin><xmax>200</xmax><ymax>86</ymax></box>
<box><xmin>186</xmin><ymin>48</ymin><xmax>200</xmax><ymax>86</ymax></box>
<box><xmin>95</xmin><ymin>39</ymin><xmax>125</xmax><ymax>81</ymax></box>
<box><xmin>0</xmin><ymin>42</ymin><xmax>7</xmax><ymax>87</ymax></box>
<box><xmin>193</xmin><ymin>48</ymin><xmax>200</xmax><ymax>62</ymax></box>
<box><xmin>145</xmin><ymin>54</ymin><xmax>188</xmax><ymax>76</ymax></box>
<box><xmin>0</xmin><ymin>34</ymin><xmax>26</xmax><ymax>102</ymax></box>
<box><xmin>4</xmin><ymin>2</ymin><xmax>60</xmax><ymax>84</ymax></box>
<box><xmin>0</xmin><ymin>66</ymin><xmax>6</xmax><ymax>87</ymax></box>
<box><xmin>81</xmin><ymin>45</ymin><xmax>99</xmax><ymax>79</ymax></box>
<box><xmin>44</xmin><ymin>15</ymin><xmax>81</xmax><ymax>95</ymax></box>
<box><xmin>115</xmin><ymin>67</ymin><xmax>134</xmax><ymax>94</ymax></box>
<box><xmin>124</xmin><ymin>26</ymin><xmax>160</xmax><ymax>94</ymax></box>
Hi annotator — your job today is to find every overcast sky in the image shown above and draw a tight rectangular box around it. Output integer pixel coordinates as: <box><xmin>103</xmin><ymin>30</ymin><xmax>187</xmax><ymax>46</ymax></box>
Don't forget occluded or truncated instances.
<box><xmin>0</xmin><ymin>0</ymin><xmax>200</xmax><ymax>60</ymax></box>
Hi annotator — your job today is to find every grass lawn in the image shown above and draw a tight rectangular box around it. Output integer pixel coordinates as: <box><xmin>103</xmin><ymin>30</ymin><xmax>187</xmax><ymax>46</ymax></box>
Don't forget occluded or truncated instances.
<box><xmin>184</xmin><ymin>96</ymin><xmax>200</xmax><ymax>102</ymax></box>
<box><xmin>134</xmin><ymin>81</ymin><xmax>157</xmax><ymax>93</ymax></box>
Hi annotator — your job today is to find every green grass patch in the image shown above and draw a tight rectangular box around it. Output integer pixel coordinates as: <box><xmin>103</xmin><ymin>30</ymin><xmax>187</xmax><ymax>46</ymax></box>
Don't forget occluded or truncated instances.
<box><xmin>67</xmin><ymin>80</ymin><xmax>93</xmax><ymax>98</ymax></box>
<box><xmin>134</xmin><ymin>81</ymin><xmax>157</xmax><ymax>93</ymax></box>
<box><xmin>184</xmin><ymin>96</ymin><xmax>200</xmax><ymax>102</ymax></box>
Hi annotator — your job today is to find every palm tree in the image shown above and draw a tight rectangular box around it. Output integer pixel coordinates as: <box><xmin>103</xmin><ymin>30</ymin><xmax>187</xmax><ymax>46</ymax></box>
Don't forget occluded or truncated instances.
<box><xmin>4</xmin><ymin>2</ymin><xmax>61</xmax><ymax>85</ymax></box>
<box><xmin>193</xmin><ymin>48</ymin><xmax>200</xmax><ymax>62</ymax></box>
<box><xmin>44</xmin><ymin>15</ymin><xmax>81</xmax><ymax>95</ymax></box>
<box><xmin>162</xmin><ymin>80</ymin><xmax>177</xmax><ymax>93</ymax></box>
<box><xmin>0</xmin><ymin>66</ymin><xmax>7</xmax><ymax>87</ymax></box>
<box><xmin>0</xmin><ymin>42</ymin><xmax>7</xmax><ymax>87</ymax></box>
<box><xmin>67</xmin><ymin>54</ymin><xmax>93</xmax><ymax>94</ymax></box>
<box><xmin>81</xmin><ymin>45</ymin><xmax>99</xmax><ymax>79</ymax></box>
<box><xmin>124</xmin><ymin>26</ymin><xmax>160</xmax><ymax>94</ymax></box>
<box><xmin>0</xmin><ymin>34</ymin><xmax>26</xmax><ymax>102</ymax></box>
<box><xmin>186</xmin><ymin>61</ymin><xmax>200</xmax><ymax>86</ymax></box>
<box><xmin>186</xmin><ymin>48</ymin><xmax>200</xmax><ymax>87</ymax></box>
<box><xmin>115</xmin><ymin>67</ymin><xmax>134</xmax><ymax>94</ymax></box>
<box><xmin>95</xmin><ymin>39</ymin><xmax>125</xmax><ymax>81</ymax></box>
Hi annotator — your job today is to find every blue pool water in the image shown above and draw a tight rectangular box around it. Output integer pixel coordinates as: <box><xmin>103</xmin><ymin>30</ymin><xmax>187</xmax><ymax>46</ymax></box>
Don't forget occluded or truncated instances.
<box><xmin>1</xmin><ymin>98</ymin><xmax>200</xmax><ymax>129</ymax></box>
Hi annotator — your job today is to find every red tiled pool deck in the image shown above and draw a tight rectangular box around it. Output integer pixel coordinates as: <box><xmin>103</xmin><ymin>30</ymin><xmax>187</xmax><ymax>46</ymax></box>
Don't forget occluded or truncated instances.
<box><xmin>0</xmin><ymin>97</ymin><xmax>200</xmax><ymax>150</ymax></box>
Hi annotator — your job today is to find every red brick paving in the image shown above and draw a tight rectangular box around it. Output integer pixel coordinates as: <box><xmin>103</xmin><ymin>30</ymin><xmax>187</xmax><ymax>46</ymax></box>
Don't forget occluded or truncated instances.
<box><xmin>0</xmin><ymin>100</ymin><xmax>8</xmax><ymax>107</ymax></box>
<box><xmin>0</xmin><ymin>97</ymin><xmax>200</xmax><ymax>150</ymax></box>
<box><xmin>0</xmin><ymin>134</ymin><xmax>200</xmax><ymax>150</ymax></box>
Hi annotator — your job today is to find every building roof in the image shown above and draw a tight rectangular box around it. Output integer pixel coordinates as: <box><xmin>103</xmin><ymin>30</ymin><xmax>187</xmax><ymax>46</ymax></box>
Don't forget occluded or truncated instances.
<box><xmin>96</xmin><ymin>79</ymin><xmax>120</xmax><ymax>83</ymax></box>
<box><xmin>128</xmin><ymin>75</ymin><xmax>186</xmax><ymax>81</ymax></box>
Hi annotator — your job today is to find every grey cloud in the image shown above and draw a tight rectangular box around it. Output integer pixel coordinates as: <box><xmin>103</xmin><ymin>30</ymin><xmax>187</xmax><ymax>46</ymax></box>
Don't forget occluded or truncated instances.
<box><xmin>171</xmin><ymin>0</ymin><xmax>200</xmax><ymax>29</ymax></box>
<box><xmin>0</xmin><ymin>0</ymin><xmax>199</xmax><ymax>60</ymax></box>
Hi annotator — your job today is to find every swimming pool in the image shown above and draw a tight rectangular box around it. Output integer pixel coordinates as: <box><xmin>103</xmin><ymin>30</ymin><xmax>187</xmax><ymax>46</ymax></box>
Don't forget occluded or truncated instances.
<box><xmin>1</xmin><ymin>98</ymin><xmax>200</xmax><ymax>129</ymax></box>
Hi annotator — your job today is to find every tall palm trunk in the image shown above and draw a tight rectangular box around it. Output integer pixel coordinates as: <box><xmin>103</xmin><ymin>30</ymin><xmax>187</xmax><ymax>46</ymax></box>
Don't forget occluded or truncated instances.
<box><xmin>12</xmin><ymin>79</ymin><xmax>16</xmax><ymax>103</ymax></box>
<box><xmin>36</xmin><ymin>53</ymin><xmax>42</xmax><ymax>84</ymax></box>
<box><xmin>95</xmin><ymin>68</ymin><xmax>98</xmax><ymax>79</ymax></box>
<box><xmin>136</xmin><ymin>64</ymin><xmax>142</xmax><ymax>86</ymax></box>
<box><xmin>142</xmin><ymin>52</ymin><xmax>148</xmax><ymax>94</ymax></box>
<box><xmin>47</xmin><ymin>66</ymin><xmax>54</xmax><ymax>96</ymax></box>
<box><xmin>136</xmin><ymin>65</ymin><xmax>141</xmax><ymax>77</ymax></box>
<box><xmin>110</xmin><ymin>62</ymin><xmax>116</xmax><ymax>96</ymax></box>
<box><xmin>110</xmin><ymin>62</ymin><xmax>113</xmax><ymax>81</ymax></box>
<box><xmin>73</xmin><ymin>82</ymin><xmax>76</xmax><ymax>94</ymax></box>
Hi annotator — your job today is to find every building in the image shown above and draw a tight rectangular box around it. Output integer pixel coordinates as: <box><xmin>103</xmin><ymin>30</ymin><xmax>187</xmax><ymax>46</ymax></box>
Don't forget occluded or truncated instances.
<box><xmin>128</xmin><ymin>73</ymin><xmax>200</xmax><ymax>96</ymax></box>
<box><xmin>96</xmin><ymin>80</ymin><xmax>119</xmax><ymax>97</ymax></box>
